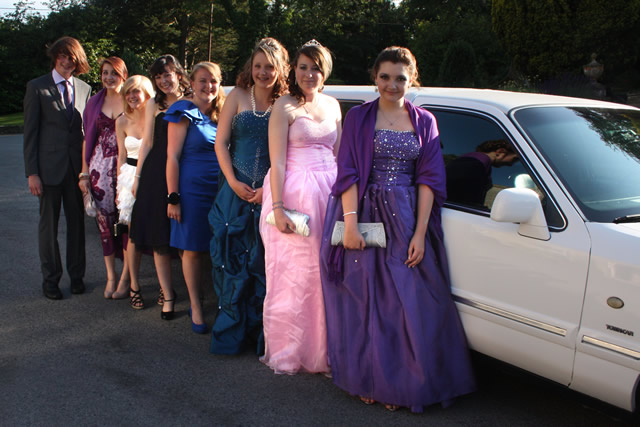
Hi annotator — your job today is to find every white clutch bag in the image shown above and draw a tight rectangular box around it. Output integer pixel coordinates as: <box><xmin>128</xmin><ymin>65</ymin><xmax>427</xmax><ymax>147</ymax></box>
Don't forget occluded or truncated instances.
<box><xmin>266</xmin><ymin>208</ymin><xmax>310</xmax><ymax>237</ymax></box>
<box><xmin>331</xmin><ymin>221</ymin><xmax>386</xmax><ymax>248</ymax></box>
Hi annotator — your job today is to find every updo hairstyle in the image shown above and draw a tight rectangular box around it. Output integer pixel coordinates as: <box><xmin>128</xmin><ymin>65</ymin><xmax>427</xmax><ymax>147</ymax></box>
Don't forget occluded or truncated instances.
<box><xmin>287</xmin><ymin>40</ymin><xmax>333</xmax><ymax>103</ymax></box>
<box><xmin>371</xmin><ymin>46</ymin><xmax>420</xmax><ymax>87</ymax></box>
<box><xmin>236</xmin><ymin>37</ymin><xmax>290</xmax><ymax>104</ymax></box>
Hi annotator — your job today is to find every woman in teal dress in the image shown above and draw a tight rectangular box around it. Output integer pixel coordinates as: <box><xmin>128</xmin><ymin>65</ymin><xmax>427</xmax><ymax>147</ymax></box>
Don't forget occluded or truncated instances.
<box><xmin>166</xmin><ymin>61</ymin><xmax>225</xmax><ymax>334</ymax></box>
<box><xmin>209</xmin><ymin>38</ymin><xmax>289</xmax><ymax>354</ymax></box>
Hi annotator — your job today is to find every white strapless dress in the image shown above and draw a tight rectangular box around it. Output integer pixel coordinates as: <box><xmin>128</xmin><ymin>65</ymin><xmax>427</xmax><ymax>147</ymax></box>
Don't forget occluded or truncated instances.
<box><xmin>116</xmin><ymin>136</ymin><xmax>142</xmax><ymax>224</ymax></box>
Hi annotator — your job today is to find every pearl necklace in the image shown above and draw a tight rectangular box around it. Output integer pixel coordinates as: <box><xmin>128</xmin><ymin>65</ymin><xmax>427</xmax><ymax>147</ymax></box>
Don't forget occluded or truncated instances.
<box><xmin>251</xmin><ymin>85</ymin><xmax>272</xmax><ymax>118</ymax></box>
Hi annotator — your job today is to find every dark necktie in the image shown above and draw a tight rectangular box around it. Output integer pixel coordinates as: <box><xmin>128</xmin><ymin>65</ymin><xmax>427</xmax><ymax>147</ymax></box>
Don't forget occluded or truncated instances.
<box><xmin>62</xmin><ymin>80</ymin><xmax>73</xmax><ymax>120</ymax></box>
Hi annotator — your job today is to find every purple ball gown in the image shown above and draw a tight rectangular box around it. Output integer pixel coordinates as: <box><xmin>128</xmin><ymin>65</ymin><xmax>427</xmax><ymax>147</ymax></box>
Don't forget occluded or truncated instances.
<box><xmin>320</xmin><ymin>100</ymin><xmax>475</xmax><ymax>412</ymax></box>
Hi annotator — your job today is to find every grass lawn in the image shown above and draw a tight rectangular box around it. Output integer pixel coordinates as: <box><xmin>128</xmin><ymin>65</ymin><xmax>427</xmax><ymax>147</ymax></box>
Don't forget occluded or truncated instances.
<box><xmin>0</xmin><ymin>113</ymin><xmax>23</xmax><ymax>126</ymax></box>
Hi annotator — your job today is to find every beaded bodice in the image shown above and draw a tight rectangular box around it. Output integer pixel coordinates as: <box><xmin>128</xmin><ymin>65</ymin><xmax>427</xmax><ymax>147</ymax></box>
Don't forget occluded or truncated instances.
<box><xmin>369</xmin><ymin>129</ymin><xmax>420</xmax><ymax>187</ymax></box>
<box><xmin>230</xmin><ymin>110</ymin><xmax>270</xmax><ymax>188</ymax></box>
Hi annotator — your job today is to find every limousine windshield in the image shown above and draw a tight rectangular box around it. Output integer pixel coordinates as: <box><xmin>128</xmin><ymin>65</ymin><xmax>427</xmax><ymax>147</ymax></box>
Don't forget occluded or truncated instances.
<box><xmin>514</xmin><ymin>106</ymin><xmax>640</xmax><ymax>223</ymax></box>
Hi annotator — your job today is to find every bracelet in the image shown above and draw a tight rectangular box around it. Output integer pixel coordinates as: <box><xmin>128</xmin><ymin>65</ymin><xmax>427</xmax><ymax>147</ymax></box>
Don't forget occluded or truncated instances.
<box><xmin>343</xmin><ymin>211</ymin><xmax>357</xmax><ymax>217</ymax></box>
<box><xmin>79</xmin><ymin>176</ymin><xmax>90</xmax><ymax>181</ymax></box>
<box><xmin>272</xmin><ymin>201</ymin><xmax>284</xmax><ymax>208</ymax></box>
<box><xmin>135</xmin><ymin>174</ymin><xmax>141</xmax><ymax>178</ymax></box>
<box><xmin>272</xmin><ymin>206</ymin><xmax>284</xmax><ymax>211</ymax></box>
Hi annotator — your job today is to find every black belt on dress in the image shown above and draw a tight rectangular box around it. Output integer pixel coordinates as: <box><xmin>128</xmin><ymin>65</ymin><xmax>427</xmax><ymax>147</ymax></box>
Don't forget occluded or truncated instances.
<box><xmin>126</xmin><ymin>158</ymin><xmax>138</xmax><ymax>167</ymax></box>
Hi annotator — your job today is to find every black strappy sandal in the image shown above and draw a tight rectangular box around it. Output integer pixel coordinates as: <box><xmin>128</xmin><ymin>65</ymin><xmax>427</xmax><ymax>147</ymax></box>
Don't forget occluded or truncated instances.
<box><xmin>157</xmin><ymin>287</ymin><xmax>165</xmax><ymax>306</ymax></box>
<box><xmin>161</xmin><ymin>290</ymin><xmax>176</xmax><ymax>321</ymax></box>
<box><xmin>130</xmin><ymin>288</ymin><xmax>144</xmax><ymax>310</ymax></box>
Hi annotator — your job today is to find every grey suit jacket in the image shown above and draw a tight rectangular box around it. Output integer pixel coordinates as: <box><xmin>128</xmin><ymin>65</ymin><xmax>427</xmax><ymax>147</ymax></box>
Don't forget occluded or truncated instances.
<box><xmin>23</xmin><ymin>73</ymin><xmax>92</xmax><ymax>186</ymax></box>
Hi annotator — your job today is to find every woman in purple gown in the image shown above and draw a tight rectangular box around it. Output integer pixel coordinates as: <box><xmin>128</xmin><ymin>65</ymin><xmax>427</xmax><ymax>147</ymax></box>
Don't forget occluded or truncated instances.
<box><xmin>320</xmin><ymin>47</ymin><xmax>475</xmax><ymax>412</ymax></box>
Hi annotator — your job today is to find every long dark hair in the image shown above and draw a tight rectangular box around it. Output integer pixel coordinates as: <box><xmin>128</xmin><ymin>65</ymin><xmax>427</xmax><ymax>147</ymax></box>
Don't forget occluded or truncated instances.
<box><xmin>149</xmin><ymin>55</ymin><xmax>190</xmax><ymax>110</ymax></box>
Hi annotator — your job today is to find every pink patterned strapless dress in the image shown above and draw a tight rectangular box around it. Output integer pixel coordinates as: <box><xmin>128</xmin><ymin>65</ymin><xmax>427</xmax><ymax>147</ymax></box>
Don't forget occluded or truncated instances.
<box><xmin>259</xmin><ymin>116</ymin><xmax>338</xmax><ymax>374</ymax></box>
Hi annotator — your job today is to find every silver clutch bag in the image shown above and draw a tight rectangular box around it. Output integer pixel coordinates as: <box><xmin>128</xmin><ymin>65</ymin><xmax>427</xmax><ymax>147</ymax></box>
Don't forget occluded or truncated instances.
<box><xmin>83</xmin><ymin>191</ymin><xmax>97</xmax><ymax>217</ymax></box>
<box><xmin>331</xmin><ymin>221</ymin><xmax>386</xmax><ymax>248</ymax></box>
<box><xmin>266</xmin><ymin>208</ymin><xmax>310</xmax><ymax>237</ymax></box>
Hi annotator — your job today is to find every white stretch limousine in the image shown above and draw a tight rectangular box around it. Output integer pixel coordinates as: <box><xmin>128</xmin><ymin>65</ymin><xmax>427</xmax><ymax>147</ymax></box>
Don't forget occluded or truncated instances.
<box><xmin>322</xmin><ymin>85</ymin><xmax>640</xmax><ymax>411</ymax></box>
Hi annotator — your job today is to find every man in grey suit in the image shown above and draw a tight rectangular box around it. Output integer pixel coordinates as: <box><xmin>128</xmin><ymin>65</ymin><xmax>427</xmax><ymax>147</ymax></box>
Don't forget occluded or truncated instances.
<box><xmin>23</xmin><ymin>36</ymin><xmax>92</xmax><ymax>299</ymax></box>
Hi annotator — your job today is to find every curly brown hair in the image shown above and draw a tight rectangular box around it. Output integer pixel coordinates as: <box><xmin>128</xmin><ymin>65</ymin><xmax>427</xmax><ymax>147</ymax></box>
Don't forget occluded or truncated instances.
<box><xmin>236</xmin><ymin>38</ymin><xmax>289</xmax><ymax>105</ymax></box>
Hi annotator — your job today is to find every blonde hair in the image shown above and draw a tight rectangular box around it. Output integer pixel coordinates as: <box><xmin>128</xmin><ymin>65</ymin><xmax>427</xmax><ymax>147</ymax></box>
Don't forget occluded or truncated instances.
<box><xmin>121</xmin><ymin>75</ymin><xmax>155</xmax><ymax>114</ymax></box>
<box><xmin>190</xmin><ymin>61</ymin><xmax>226</xmax><ymax>123</ymax></box>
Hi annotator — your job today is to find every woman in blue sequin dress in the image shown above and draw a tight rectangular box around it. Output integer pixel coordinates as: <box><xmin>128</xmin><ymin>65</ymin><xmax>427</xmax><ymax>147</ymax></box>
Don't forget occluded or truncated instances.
<box><xmin>209</xmin><ymin>38</ymin><xmax>289</xmax><ymax>354</ymax></box>
<box><xmin>320</xmin><ymin>47</ymin><xmax>475</xmax><ymax>412</ymax></box>
<box><xmin>166</xmin><ymin>62</ymin><xmax>225</xmax><ymax>333</ymax></box>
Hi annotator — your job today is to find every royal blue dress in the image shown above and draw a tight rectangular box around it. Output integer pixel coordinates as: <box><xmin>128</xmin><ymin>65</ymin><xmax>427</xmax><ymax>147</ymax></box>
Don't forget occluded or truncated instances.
<box><xmin>209</xmin><ymin>110</ymin><xmax>270</xmax><ymax>355</ymax></box>
<box><xmin>165</xmin><ymin>100</ymin><xmax>219</xmax><ymax>251</ymax></box>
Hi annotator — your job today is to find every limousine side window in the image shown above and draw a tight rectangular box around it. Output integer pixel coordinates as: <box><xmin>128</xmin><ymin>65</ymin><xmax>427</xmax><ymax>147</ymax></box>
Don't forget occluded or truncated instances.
<box><xmin>429</xmin><ymin>109</ymin><xmax>563</xmax><ymax>227</ymax></box>
<box><xmin>338</xmin><ymin>100</ymin><xmax>364</xmax><ymax>121</ymax></box>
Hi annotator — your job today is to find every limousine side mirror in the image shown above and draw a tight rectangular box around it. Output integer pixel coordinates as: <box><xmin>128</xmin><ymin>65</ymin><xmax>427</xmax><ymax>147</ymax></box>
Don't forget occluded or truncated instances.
<box><xmin>490</xmin><ymin>188</ymin><xmax>551</xmax><ymax>241</ymax></box>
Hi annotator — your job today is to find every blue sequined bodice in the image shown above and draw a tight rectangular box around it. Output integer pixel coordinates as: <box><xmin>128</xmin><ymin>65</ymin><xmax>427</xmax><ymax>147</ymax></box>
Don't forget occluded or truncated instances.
<box><xmin>230</xmin><ymin>110</ymin><xmax>270</xmax><ymax>188</ymax></box>
<box><xmin>369</xmin><ymin>129</ymin><xmax>420</xmax><ymax>187</ymax></box>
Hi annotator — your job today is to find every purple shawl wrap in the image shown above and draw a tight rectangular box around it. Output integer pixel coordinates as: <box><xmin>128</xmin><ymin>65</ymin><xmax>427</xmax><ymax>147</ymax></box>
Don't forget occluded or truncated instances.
<box><xmin>327</xmin><ymin>97</ymin><xmax>448</xmax><ymax>277</ymax></box>
<box><xmin>82</xmin><ymin>88</ymin><xmax>105</xmax><ymax>164</ymax></box>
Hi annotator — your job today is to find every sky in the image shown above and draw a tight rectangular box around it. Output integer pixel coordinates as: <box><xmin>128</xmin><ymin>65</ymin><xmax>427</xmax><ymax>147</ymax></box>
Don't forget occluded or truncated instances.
<box><xmin>0</xmin><ymin>1</ymin><xmax>51</xmax><ymax>16</ymax></box>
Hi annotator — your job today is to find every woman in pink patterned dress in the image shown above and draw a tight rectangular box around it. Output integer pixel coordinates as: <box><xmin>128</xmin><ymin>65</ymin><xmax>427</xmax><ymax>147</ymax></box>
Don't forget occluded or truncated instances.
<box><xmin>79</xmin><ymin>57</ymin><xmax>130</xmax><ymax>299</ymax></box>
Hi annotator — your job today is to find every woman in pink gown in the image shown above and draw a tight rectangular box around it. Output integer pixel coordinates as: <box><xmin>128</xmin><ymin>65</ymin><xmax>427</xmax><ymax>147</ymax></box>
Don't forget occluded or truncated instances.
<box><xmin>259</xmin><ymin>40</ymin><xmax>342</xmax><ymax>374</ymax></box>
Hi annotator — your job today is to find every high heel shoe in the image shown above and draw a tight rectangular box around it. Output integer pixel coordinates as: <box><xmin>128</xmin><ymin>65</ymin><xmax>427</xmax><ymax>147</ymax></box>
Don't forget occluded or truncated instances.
<box><xmin>111</xmin><ymin>280</ymin><xmax>130</xmax><ymax>299</ymax></box>
<box><xmin>191</xmin><ymin>320</ymin><xmax>207</xmax><ymax>334</ymax></box>
<box><xmin>160</xmin><ymin>290</ymin><xmax>176</xmax><ymax>321</ymax></box>
<box><xmin>129</xmin><ymin>288</ymin><xmax>144</xmax><ymax>310</ymax></box>
<box><xmin>103</xmin><ymin>279</ymin><xmax>117</xmax><ymax>299</ymax></box>
<box><xmin>189</xmin><ymin>307</ymin><xmax>207</xmax><ymax>334</ymax></box>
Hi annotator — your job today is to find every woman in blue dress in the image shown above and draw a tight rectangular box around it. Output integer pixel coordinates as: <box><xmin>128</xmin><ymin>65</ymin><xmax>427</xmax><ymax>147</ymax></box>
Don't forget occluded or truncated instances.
<box><xmin>320</xmin><ymin>47</ymin><xmax>475</xmax><ymax>412</ymax></box>
<box><xmin>166</xmin><ymin>62</ymin><xmax>225</xmax><ymax>334</ymax></box>
<box><xmin>209</xmin><ymin>38</ymin><xmax>289</xmax><ymax>354</ymax></box>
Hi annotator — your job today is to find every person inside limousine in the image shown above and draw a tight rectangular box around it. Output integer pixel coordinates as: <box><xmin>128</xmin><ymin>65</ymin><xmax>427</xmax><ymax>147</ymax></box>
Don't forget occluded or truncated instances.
<box><xmin>445</xmin><ymin>139</ymin><xmax>519</xmax><ymax>206</ymax></box>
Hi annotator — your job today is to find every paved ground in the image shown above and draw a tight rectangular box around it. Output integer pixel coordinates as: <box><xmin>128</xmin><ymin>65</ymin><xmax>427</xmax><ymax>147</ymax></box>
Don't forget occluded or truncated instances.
<box><xmin>0</xmin><ymin>133</ymin><xmax>637</xmax><ymax>426</ymax></box>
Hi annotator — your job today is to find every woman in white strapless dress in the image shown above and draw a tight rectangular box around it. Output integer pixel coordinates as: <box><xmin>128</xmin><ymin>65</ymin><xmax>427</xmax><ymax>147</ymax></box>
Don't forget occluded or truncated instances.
<box><xmin>115</xmin><ymin>75</ymin><xmax>154</xmax><ymax>308</ymax></box>
<box><xmin>117</xmin><ymin>135</ymin><xmax>141</xmax><ymax>223</ymax></box>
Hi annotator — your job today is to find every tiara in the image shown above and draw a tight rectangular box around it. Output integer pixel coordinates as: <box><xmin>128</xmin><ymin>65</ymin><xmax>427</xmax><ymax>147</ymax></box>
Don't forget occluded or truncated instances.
<box><xmin>258</xmin><ymin>38</ymin><xmax>278</xmax><ymax>51</ymax></box>
<box><xmin>302</xmin><ymin>39</ymin><xmax>322</xmax><ymax>48</ymax></box>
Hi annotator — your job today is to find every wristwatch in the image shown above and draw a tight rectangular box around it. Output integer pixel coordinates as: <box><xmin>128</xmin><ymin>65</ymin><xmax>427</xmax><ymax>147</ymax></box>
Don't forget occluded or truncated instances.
<box><xmin>167</xmin><ymin>192</ymin><xmax>181</xmax><ymax>205</ymax></box>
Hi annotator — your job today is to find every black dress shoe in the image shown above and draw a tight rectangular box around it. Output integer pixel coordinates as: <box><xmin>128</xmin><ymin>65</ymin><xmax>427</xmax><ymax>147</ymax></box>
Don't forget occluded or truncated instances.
<box><xmin>42</xmin><ymin>283</ymin><xmax>63</xmax><ymax>300</ymax></box>
<box><xmin>70</xmin><ymin>278</ymin><xmax>85</xmax><ymax>295</ymax></box>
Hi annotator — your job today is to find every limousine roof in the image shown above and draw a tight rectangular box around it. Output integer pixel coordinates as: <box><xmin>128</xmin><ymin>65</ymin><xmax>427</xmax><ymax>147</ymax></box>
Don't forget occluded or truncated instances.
<box><xmin>323</xmin><ymin>85</ymin><xmax>633</xmax><ymax>114</ymax></box>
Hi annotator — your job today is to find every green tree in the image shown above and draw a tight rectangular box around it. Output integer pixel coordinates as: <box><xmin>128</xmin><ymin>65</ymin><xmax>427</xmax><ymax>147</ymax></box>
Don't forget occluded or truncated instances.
<box><xmin>492</xmin><ymin>0</ymin><xmax>640</xmax><ymax>87</ymax></box>
<box><xmin>438</xmin><ymin>40</ymin><xmax>477</xmax><ymax>87</ymax></box>
<box><xmin>406</xmin><ymin>0</ymin><xmax>508</xmax><ymax>87</ymax></box>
